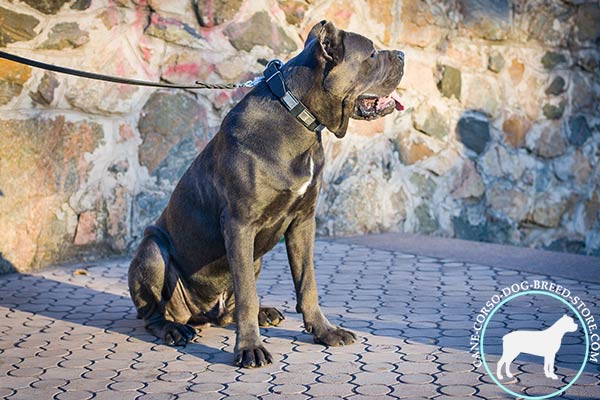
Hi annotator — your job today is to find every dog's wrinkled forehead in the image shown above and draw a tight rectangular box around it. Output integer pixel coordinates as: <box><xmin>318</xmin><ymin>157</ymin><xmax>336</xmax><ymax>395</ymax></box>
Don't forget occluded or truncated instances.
<box><xmin>342</xmin><ymin>32</ymin><xmax>376</xmax><ymax>60</ymax></box>
<box><xmin>340</xmin><ymin>32</ymin><xmax>401</xmax><ymax>96</ymax></box>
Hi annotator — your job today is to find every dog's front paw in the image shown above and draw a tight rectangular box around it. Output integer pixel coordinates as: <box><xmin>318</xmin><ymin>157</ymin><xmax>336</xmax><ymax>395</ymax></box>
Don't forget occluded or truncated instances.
<box><xmin>160</xmin><ymin>322</ymin><xmax>196</xmax><ymax>346</ymax></box>
<box><xmin>234</xmin><ymin>345</ymin><xmax>273</xmax><ymax>368</ymax></box>
<box><xmin>258</xmin><ymin>307</ymin><xmax>285</xmax><ymax>327</ymax></box>
<box><xmin>546</xmin><ymin>373</ymin><xmax>559</xmax><ymax>380</ymax></box>
<box><xmin>307</xmin><ymin>323</ymin><xmax>357</xmax><ymax>346</ymax></box>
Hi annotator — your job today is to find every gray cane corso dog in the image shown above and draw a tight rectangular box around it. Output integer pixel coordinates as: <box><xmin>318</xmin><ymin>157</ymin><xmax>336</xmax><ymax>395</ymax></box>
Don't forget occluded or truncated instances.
<box><xmin>128</xmin><ymin>20</ymin><xmax>404</xmax><ymax>368</ymax></box>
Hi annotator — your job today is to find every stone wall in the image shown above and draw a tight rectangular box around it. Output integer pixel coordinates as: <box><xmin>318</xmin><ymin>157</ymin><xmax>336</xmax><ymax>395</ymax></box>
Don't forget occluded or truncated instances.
<box><xmin>0</xmin><ymin>0</ymin><xmax>599</xmax><ymax>272</ymax></box>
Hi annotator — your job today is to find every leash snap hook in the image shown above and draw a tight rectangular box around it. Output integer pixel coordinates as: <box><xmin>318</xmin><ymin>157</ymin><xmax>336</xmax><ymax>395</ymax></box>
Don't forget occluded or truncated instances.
<box><xmin>240</xmin><ymin>76</ymin><xmax>264</xmax><ymax>88</ymax></box>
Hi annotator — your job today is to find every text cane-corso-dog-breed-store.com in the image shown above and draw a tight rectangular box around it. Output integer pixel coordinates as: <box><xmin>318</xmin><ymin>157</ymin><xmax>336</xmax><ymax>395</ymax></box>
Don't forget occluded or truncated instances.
<box><xmin>128</xmin><ymin>20</ymin><xmax>405</xmax><ymax>368</ymax></box>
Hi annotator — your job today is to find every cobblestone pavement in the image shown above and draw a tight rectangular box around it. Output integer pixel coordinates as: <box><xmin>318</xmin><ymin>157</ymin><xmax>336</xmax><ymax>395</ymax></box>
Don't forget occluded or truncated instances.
<box><xmin>1</xmin><ymin>240</ymin><xmax>599</xmax><ymax>399</ymax></box>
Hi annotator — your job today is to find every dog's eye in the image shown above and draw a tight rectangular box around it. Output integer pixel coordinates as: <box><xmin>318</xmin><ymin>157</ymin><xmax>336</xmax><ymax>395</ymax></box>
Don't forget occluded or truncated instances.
<box><xmin>370</xmin><ymin>50</ymin><xmax>377</xmax><ymax>58</ymax></box>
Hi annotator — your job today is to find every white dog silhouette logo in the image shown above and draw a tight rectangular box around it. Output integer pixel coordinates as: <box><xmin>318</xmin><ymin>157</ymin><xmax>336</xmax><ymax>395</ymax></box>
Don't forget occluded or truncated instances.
<box><xmin>497</xmin><ymin>314</ymin><xmax>578</xmax><ymax>380</ymax></box>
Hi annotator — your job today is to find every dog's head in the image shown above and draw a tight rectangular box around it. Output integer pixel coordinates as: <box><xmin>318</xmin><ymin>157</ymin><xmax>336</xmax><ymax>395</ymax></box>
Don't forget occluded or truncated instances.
<box><xmin>559</xmin><ymin>315</ymin><xmax>578</xmax><ymax>333</ymax></box>
<box><xmin>301</xmin><ymin>20</ymin><xmax>405</xmax><ymax>138</ymax></box>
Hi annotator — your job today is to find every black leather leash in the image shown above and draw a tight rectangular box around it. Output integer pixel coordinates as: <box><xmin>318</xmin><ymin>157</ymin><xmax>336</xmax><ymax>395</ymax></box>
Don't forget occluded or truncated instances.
<box><xmin>263</xmin><ymin>59</ymin><xmax>325</xmax><ymax>133</ymax></box>
<box><xmin>0</xmin><ymin>50</ymin><xmax>262</xmax><ymax>90</ymax></box>
<box><xmin>0</xmin><ymin>51</ymin><xmax>325</xmax><ymax>134</ymax></box>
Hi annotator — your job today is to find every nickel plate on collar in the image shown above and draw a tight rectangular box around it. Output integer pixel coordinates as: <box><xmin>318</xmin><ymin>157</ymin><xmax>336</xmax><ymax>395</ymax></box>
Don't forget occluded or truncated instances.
<box><xmin>297</xmin><ymin>109</ymin><xmax>316</xmax><ymax>126</ymax></box>
<box><xmin>281</xmin><ymin>92</ymin><xmax>299</xmax><ymax>110</ymax></box>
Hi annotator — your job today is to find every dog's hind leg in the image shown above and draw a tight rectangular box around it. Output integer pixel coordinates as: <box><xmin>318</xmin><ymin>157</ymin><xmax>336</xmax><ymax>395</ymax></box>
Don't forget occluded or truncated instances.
<box><xmin>258</xmin><ymin>307</ymin><xmax>285</xmax><ymax>327</ymax></box>
<box><xmin>128</xmin><ymin>231</ymin><xmax>196</xmax><ymax>346</ymax></box>
<box><xmin>498</xmin><ymin>342</ymin><xmax>518</xmax><ymax>379</ymax></box>
<box><xmin>498</xmin><ymin>336</ymin><xmax>521</xmax><ymax>379</ymax></box>
<box><xmin>496</xmin><ymin>354</ymin><xmax>516</xmax><ymax>379</ymax></box>
<box><xmin>496</xmin><ymin>357</ymin><xmax>506</xmax><ymax>379</ymax></box>
<box><xmin>504</xmin><ymin>352</ymin><xmax>518</xmax><ymax>379</ymax></box>
<box><xmin>211</xmin><ymin>257</ymin><xmax>285</xmax><ymax>328</ymax></box>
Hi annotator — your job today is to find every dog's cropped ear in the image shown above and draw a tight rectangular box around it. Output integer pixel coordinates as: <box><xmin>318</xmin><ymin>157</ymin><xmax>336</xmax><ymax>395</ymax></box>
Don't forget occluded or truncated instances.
<box><xmin>316</xmin><ymin>21</ymin><xmax>344</xmax><ymax>65</ymax></box>
<box><xmin>305</xmin><ymin>20</ymin><xmax>326</xmax><ymax>46</ymax></box>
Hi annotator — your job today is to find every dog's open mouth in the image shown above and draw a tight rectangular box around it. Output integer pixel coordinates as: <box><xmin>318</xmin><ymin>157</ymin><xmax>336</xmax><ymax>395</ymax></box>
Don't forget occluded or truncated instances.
<box><xmin>353</xmin><ymin>91</ymin><xmax>404</xmax><ymax>120</ymax></box>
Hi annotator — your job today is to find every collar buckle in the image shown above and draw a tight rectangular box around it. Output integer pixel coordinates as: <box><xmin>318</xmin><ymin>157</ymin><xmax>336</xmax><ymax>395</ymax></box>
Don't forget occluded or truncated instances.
<box><xmin>263</xmin><ymin>59</ymin><xmax>325</xmax><ymax>133</ymax></box>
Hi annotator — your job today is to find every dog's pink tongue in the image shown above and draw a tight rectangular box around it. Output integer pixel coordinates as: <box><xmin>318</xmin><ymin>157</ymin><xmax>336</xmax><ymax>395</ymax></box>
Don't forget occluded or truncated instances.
<box><xmin>390</xmin><ymin>91</ymin><xmax>404</xmax><ymax>111</ymax></box>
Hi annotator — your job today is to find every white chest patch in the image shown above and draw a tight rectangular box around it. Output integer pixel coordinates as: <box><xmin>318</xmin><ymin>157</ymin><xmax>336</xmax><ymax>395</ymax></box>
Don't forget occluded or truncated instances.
<box><xmin>296</xmin><ymin>157</ymin><xmax>314</xmax><ymax>195</ymax></box>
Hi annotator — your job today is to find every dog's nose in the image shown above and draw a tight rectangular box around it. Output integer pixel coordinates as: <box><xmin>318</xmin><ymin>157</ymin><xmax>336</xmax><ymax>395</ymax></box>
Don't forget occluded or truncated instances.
<box><xmin>395</xmin><ymin>50</ymin><xmax>405</xmax><ymax>62</ymax></box>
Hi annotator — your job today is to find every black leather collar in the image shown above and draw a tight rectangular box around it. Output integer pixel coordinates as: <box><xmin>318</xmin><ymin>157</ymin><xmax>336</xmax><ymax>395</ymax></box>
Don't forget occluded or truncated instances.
<box><xmin>263</xmin><ymin>60</ymin><xmax>325</xmax><ymax>134</ymax></box>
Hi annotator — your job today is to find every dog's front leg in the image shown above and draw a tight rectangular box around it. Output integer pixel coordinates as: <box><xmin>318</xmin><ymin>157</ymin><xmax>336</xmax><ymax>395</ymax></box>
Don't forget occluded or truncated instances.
<box><xmin>285</xmin><ymin>216</ymin><xmax>357</xmax><ymax>346</ymax></box>
<box><xmin>545</xmin><ymin>355</ymin><xmax>559</xmax><ymax>379</ymax></box>
<box><xmin>223</xmin><ymin>216</ymin><xmax>272</xmax><ymax>368</ymax></box>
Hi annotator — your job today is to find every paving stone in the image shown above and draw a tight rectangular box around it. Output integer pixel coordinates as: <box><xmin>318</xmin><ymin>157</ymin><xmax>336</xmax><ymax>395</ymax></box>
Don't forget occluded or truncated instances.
<box><xmin>317</xmin><ymin>373</ymin><xmax>353</xmax><ymax>383</ymax></box>
<box><xmin>325</xmin><ymin>352</ymin><xmax>361</xmax><ymax>363</ymax></box>
<box><xmin>38</xmin><ymin>348</ymin><xmax>71</xmax><ymax>358</ymax></box>
<box><xmin>15</xmin><ymin>338</ymin><xmax>49</xmax><ymax>349</ymax></box>
<box><xmin>262</xmin><ymin>395</ymin><xmax>309</xmax><ymax>400</ymax></box>
<box><xmin>389</xmin><ymin>383</ymin><xmax>437</xmax><ymax>398</ymax></box>
<box><xmin>440</xmin><ymin>362</ymin><xmax>474</xmax><ymax>372</ymax></box>
<box><xmin>310</xmin><ymin>397</ymin><xmax>351</xmax><ymax>400</ymax></box>
<box><xmin>108</xmin><ymin>381</ymin><xmax>146</xmax><ymax>391</ymax></box>
<box><xmin>106</xmin><ymin>351</ymin><xmax>139</xmax><ymax>361</ymax></box>
<box><xmin>474</xmin><ymin>383</ymin><xmax>507</xmax><ymax>399</ymax></box>
<box><xmin>159</xmin><ymin>371</ymin><xmax>195</xmax><ymax>382</ymax></box>
<box><xmin>7</xmin><ymin>367</ymin><xmax>45</xmax><ymax>377</ymax></box>
<box><xmin>55</xmin><ymin>390</ymin><xmax>94</xmax><ymax>400</ymax></box>
<box><xmin>316</xmin><ymin>361</ymin><xmax>361</xmax><ymax>375</ymax></box>
<box><xmin>206</xmin><ymin>359</ymin><xmax>238</xmax><ymax>372</ymax></box>
<box><xmin>283</xmin><ymin>363</ymin><xmax>318</xmax><ymax>373</ymax></box>
<box><xmin>81</xmin><ymin>369</ymin><xmax>118</xmax><ymax>380</ymax></box>
<box><xmin>360</xmin><ymin>362</ymin><xmax>397</xmax><ymax>372</ymax></box>
<box><xmin>306</xmin><ymin>383</ymin><xmax>355</xmax><ymax>397</ymax></box>
<box><xmin>7</xmin><ymin>387</ymin><xmax>61</xmax><ymax>400</ymax></box>
<box><xmin>271</xmin><ymin>383</ymin><xmax>307</xmax><ymax>394</ymax></box>
<box><xmin>399</xmin><ymin>372</ymin><xmax>437</xmax><ymax>384</ymax></box>
<box><xmin>192</xmin><ymin>370</ymin><xmax>239</xmax><ymax>384</ymax></box>
<box><xmin>91</xmin><ymin>390</ymin><xmax>140</xmax><ymax>400</ymax></box>
<box><xmin>271</xmin><ymin>372</ymin><xmax>320</xmax><ymax>385</ymax></box>
<box><xmin>359</xmin><ymin>351</ymin><xmax>401</xmax><ymax>364</ymax></box>
<box><xmin>355</xmin><ymin>384</ymin><xmax>392</xmax><ymax>395</ymax></box>
<box><xmin>30</xmin><ymin>378</ymin><xmax>68</xmax><ymax>389</ymax></box>
<box><xmin>90</xmin><ymin>358</ymin><xmax>131</xmax><ymax>370</ymax></box>
<box><xmin>179</xmin><ymin>394</ymin><xmax>225</xmax><ymax>400</ymax></box>
<box><xmin>188</xmin><ymin>382</ymin><xmax>225</xmax><ymax>393</ymax></box>
<box><xmin>136</xmin><ymin>394</ymin><xmax>176</xmax><ymax>400</ymax></box>
<box><xmin>83</xmin><ymin>342</ymin><xmax>116</xmax><ymax>351</ymax></box>
<box><xmin>142</xmin><ymin>380</ymin><xmax>190</xmax><ymax>394</ymax></box>
<box><xmin>2</xmin><ymin>347</ymin><xmax>40</xmax><ymax>360</ymax></box>
<box><xmin>285</xmin><ymin>350</ymin><xmax>328</xmax><ymax>364</ymax></box>
<box><xmin>222</xmin><ymin>381</ymin><xmax>271</xmax><ymax>396</ymax></box>
<box><xmin>237</xmin><ymin>372</ymin><xmax>273</xmax><ymax>383</ymax></box>
<box><xmin>439</xmin><ymin>384</ymin><xmax>479</xmax><ymax>396</ymax></box>
<box><xmin>395</xmin><ymin>361</ymin><xmax>439</xmax><ymax>375</ymax></box>
<box><xmin>62</xmin><ymin>378</ymin><xmax>110</xmax><ymax>392</ymax></box>
<box><xmin>163</xmin><ymin>359</ymin><xmax>209</xmax><ymax>372</ymax></box>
